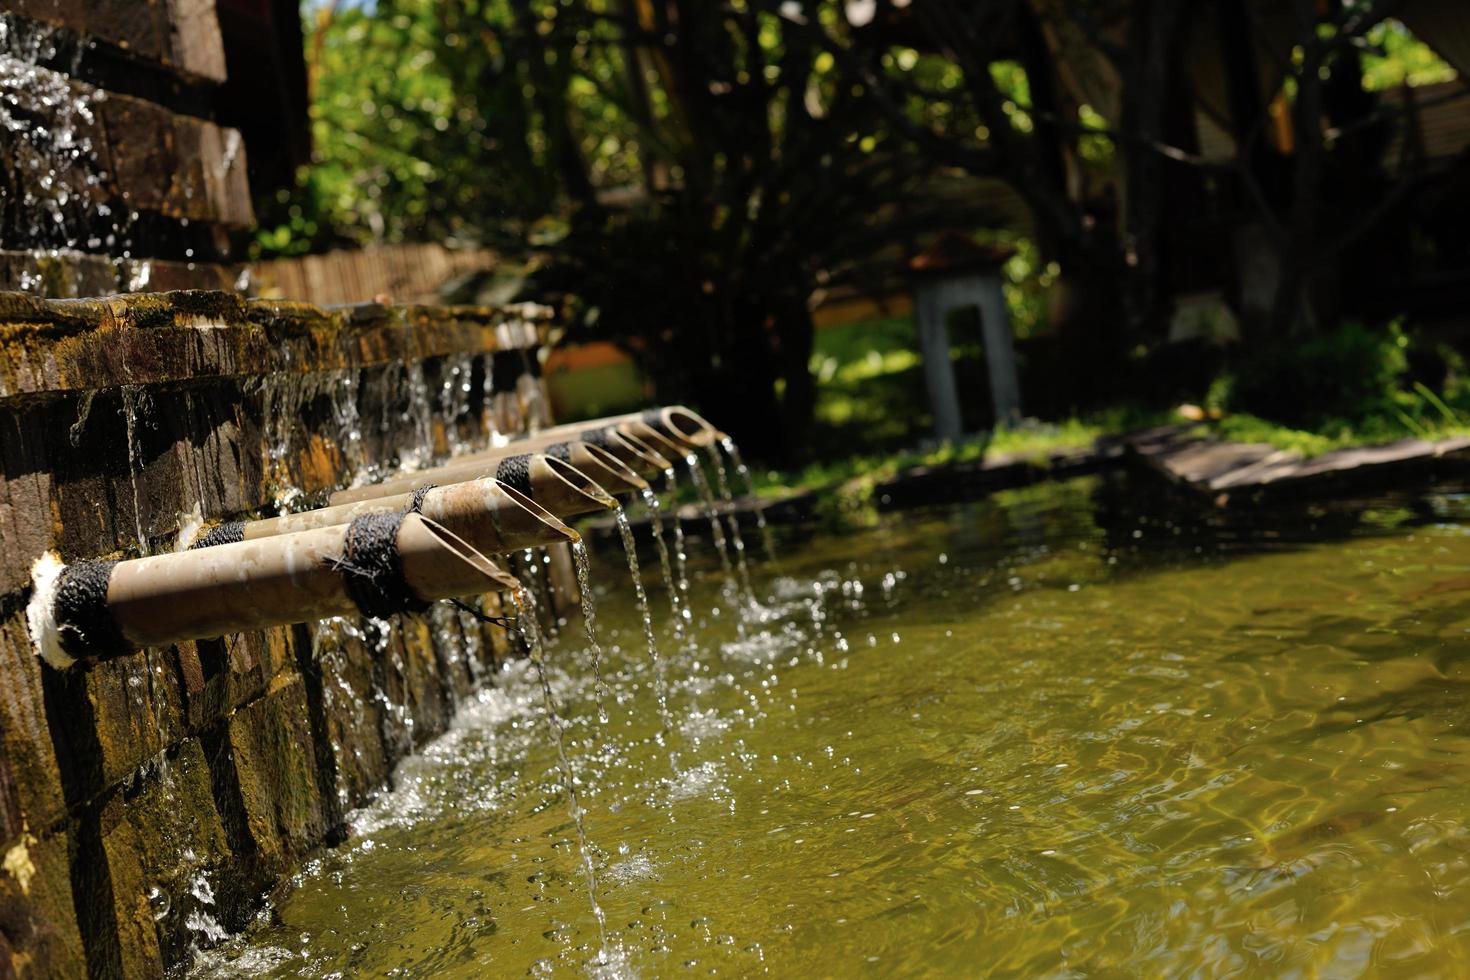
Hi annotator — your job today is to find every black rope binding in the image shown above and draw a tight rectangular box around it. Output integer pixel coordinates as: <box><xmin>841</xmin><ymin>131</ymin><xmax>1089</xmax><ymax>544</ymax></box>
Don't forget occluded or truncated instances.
<box><xmin>328</xmin><ymin>512</ymin><xmax>429</xmax><ymax>621</ymax></box>
<box><xmin>406</xmin><ymin>484</ymin><xmax>435</xmax><ymax>514</ymax></box>
<box><xmin>545</xmin><ymin>442</ymin><xmax>572</xmax><ymax>462</ymax></box>
<box><xmin>53</xmin><ymin>560</ymin><xmax>130</xmax><ymax>661</ymax></box>
<box><xmin>189</xmin><ymin>521</ymin><xmax>246</xmax><ymax>549</ymax></box>
<box><xmin>495</xmin><ymin>454</ymin><xmax>534</xmax><ymax>498</ymax></box>
<box><xmin>490</xmin><ymin>350</ymin><xmax>522</xmax><ymax>394</ymax></box>
<box><xmin>581</xmin><ymin>427</ymin><xmax>613</xmax><ymax>450</ymax></box>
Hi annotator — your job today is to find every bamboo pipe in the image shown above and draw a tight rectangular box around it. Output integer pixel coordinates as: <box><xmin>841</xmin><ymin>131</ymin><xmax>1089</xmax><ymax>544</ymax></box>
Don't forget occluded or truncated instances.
<box><xmin>516</xmin><ymin>405</ymin><xmax>719</xmax><ymax>450</ymax></box>
<box><xmin>211</xmin><ymin>465</ymin><xmax>611</xmax><ymax>547</ymax></box>
<box><xmin>198</xmin><ymin>478</ymin><xmax>579</xmax><ymax>558</ymax></box>
<box><xmin>27</xmin><ymin>514</ymin><xmax>520</xmax><ymax>669</ymax></box>
<box><xmin>327</xmin><ymin>445</ymin><xmax>643</xmax><ymax>507</ymax></box>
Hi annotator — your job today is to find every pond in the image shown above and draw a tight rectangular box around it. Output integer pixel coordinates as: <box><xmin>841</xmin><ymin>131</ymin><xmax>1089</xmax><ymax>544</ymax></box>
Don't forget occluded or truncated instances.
<box><xmin>197</xmin><ymin>473</ymin><xmax>1470</xmax><ymax>977</ymax></box>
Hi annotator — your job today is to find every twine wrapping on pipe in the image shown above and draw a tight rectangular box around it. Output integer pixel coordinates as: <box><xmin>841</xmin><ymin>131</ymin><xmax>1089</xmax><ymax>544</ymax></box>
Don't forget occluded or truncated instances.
<box><xmin>407</xmin><ymin>484</ymin><xmax>435</xmax><ymax>514</ymax></box>
<box><xmin>494</xmin><ymin>454</ymin><xmax>534</xmax><ymax>498</ymax></box>
<box><xmin>189</xmin><ymin>521</ymin><xmax>246</xmax><ymax>549</ymax></box>
<box><xmin>328</xmin><ymin>511</ymin><xmax>430</xmax><ymax>621</ymax></box>
<box><xmin>26</xmin><ymin>553</ymin><xmax>128</xmax><ymax>669</ymax></box>
<box><xmin>580</xmin><ymin>427</ymin><xmax>613</xmax><ymax>449</ymax></box>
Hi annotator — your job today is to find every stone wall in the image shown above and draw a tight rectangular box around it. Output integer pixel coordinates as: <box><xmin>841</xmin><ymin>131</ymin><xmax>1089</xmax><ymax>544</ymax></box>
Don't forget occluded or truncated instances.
<box><xmin>0</xmin><ymin>290</ymin><xmax>553</xmax><ymax>977</ymax></box>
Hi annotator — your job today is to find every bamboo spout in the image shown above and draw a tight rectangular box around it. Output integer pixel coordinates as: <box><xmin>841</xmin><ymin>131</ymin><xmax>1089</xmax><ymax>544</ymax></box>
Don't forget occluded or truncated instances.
<box><xmin>326</xmin><ymin>449</ymin><xmax>624</xmax><ymax>511</ymax></box>
<box><xmin>550</xmin><ymin>442</ymin><xmax>647</xmax><ymax>495</ymax></box>
<box><xmin>28</xmin><ymin>514</ymin><xmax>519</xmax><ymax>668</ymax></box>
<box><xmin>643</xmin><ymin>406</ymin><xmax>721</xmax><ymax>449</ymax></box>
<box><xmin>499</xmin><ymin>405</ymin><xmax>719</xmax><ymax>453</ymax></box>
<box><xmin>593</xmin><ymin>430</ymin><xmax>673</xmax><ymax>478</ymax></box>
<box><xmin>620</xmin><ymin>420</ymin><xmax>688</xmax><ymax>462</ymax></box>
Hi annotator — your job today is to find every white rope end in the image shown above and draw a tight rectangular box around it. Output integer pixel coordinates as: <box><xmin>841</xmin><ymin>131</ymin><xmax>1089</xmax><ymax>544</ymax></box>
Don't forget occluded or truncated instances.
<box><xmin>175</xmin><ymin>501</ymin><xmax>204</xmax><ymax>553</ymax></box>
<box><xmin>25</xmin><ymin>551</ymin><xmax>74</xmax><ymax>670</ymax></box>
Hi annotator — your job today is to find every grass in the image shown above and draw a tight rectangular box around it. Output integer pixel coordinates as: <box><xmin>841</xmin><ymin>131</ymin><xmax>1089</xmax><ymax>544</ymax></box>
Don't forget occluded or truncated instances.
<box><xmin>1211</xmin><ymin>391</ymin><xmax>1470</xmax><ymax>458</ymax></box>
<box><xmin>715</xmin><ymin>314</ymin><xmax>1470</xmax><ymax>521</ymax></box>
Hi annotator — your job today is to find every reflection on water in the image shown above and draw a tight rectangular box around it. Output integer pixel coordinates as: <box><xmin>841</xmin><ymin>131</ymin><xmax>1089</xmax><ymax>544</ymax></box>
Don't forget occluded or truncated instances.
<box><xmin>196</xmin><ymin>474</ymin><xmax>1470</xmax><ymax>977</ymax></box>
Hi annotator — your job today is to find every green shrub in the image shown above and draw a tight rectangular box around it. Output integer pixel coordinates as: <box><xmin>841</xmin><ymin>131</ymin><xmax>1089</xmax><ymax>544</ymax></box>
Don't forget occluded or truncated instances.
<box><xmin>1224</xmin><ymin>321</ymin><xmax>1410</xmax><ymax>428</ymax></box>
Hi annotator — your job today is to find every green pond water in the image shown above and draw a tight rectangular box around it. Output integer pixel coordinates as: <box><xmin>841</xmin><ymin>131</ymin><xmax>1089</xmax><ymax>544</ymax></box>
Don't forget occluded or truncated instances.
<box><xmin>197</xmin><ymin>474</ymin><xmax>1470</xmax><ymax>977</ymax></box>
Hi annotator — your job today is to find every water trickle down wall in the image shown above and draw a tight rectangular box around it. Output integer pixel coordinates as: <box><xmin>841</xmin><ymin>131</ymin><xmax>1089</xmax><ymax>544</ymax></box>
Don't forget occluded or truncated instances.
<box><xmin>0</xmin><ymin>2</ymin><xmax>251</xmax><ymax>296</ymax></box>
<box><xmin>0</xmin><ymin>290</ymin><xmax>557</xmax><ymax>977</ymax></box>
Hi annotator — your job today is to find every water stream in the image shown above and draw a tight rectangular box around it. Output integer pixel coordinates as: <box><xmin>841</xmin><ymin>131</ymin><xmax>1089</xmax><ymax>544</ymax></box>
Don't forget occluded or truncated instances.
<box><xmin>196</xmin><ymin>473</ymin><xmax>1470</xmax><ymax>976</ymax></box>
<box><xmin>720</xmin><ymin>435</ymin><xmax>774</xmax><ymax>560</ymax></box>
<box><xmin>682</xmin><ymin>453</ymin><xmax>740</xmax><ymax>600</ymax></box>
<box><xmin>613</xmin><ymin>506</ymin><xmax>674</xmax><ymax>747</ymax></box>
<box><xmin>663</xmin><ymin>468</ymin><xmax>694</xmax><ymax>625</ymax></box>
<box><xmin>571</xmin><ymin>541</ymin><xmax>610</xmax><ymax>725</ymax></box>
<box><xmin>510</xmin><ymin>584</ymin><xmax>612</xmax><ymax>970</ymax></box>
<box><xmin>704</xmin><ymin>444</ymin><xmax>755</xmax><ymax>600</ymax></box>
<box><xmin>640</xmin><ymin>486</ymin><xmax>690</xmax><ymax>655</ymax></box>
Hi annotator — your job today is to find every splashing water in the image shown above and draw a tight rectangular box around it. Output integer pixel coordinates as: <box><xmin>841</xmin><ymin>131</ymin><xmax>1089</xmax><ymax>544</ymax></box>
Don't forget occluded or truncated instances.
<box><xmin>640</xmin><ymin>486</ymin><xmax>692</xmax><ymax>655</ymax></box>
<box><xmin>511</xmin><ymin>585</ymin><xmax>612</xmax><ymax>967</ymax></box>
<box><xmin>705</xmin><ymin>444</ymin><xmax>755</xmax><ymax>599</ymax></box>
<box><xmin>572</xmin><ymin>541</ymin><xmax>611</xmax><ymax>724</ymax></box>
<box><xmin>720</xmin><ymin>436</ymin><xmax>774</xmax><ymax>560</ymax></box>
<box><xmin>614</xmin><ymin>505</ymin><xmax>675</xmax><ymax>745</ymax></box>
<box><xmin>0</xmin><ymin>21</ymin><xmax>117</xmax><ymax>258</ymax></box>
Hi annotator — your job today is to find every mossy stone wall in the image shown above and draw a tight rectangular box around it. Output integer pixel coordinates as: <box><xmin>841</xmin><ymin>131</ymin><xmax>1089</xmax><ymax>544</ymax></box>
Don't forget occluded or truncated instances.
<box><xmin>0</xmin><ymin>291</ymin><xmax>550</xmax><ymax>977</ymax></box>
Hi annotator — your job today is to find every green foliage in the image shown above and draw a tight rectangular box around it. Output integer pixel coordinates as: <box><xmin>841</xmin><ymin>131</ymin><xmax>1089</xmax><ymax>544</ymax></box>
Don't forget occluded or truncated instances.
<box><xmin>1218</xmin><ymin>320</ymin><xmax>1410</xmax><ymax>429</ymax></box>
<box><xmin>256</xmin><ymin>0</ymin><xmax>632</xmax><ymax>256</ymax></box>
<box><xmin>1205</xmin><ymin>319</ymin><xmax>1470</xmax><ymax>455</ymax></box>
<box><xmin>1362</xmin><ymin>19</ymin><xmax>1457</xmax><ymax>91</ymax></box>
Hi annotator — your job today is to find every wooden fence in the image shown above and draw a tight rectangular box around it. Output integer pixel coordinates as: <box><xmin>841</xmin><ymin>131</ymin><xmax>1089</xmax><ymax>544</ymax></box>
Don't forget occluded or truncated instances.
<box><xmin>250</xmin><ymin>243</ymin><xmax>498</xmax><ymax>306</ymax></box>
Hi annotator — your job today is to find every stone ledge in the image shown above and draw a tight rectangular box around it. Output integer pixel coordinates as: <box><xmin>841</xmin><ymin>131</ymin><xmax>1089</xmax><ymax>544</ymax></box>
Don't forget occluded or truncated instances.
<box><xmin>4</xmin><ymin>3</ymin><xmax>227</xmax><ymax>84</ymax></box>
<box><xmin>0</xmin><ymin>291</ymin><xmax>551</xmax><ymax>402</ymax></box>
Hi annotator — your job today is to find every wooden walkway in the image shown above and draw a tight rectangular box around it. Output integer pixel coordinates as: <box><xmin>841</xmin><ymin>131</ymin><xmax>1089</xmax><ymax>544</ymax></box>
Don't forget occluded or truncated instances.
<box><xmin>1118</xmin><ymin>426</ymin><xmax>1470</xmax><ymax>502</ymax></box>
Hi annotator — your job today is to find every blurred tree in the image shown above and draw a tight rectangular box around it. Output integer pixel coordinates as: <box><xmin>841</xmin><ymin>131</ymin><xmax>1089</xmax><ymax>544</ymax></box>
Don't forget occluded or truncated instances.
<box><xmin>528</xmin><ymin>1</ymin><xmax>947</xmax><ymax>459</ymax></box>
<box><xmin>808</xmin><ymin>0</ymin><xmax>1462</xmax><ymax>351</ymax></box>
<box><xmin>270</xmin><ymin>0</ymin><xmax>1462</xmax><ymax>450</ymax></box>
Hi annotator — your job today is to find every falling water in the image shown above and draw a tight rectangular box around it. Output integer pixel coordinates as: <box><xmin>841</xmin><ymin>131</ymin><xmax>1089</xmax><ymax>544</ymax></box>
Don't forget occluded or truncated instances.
<box><xmin>571</xmin><ymin>541</ymin><xmax>611</xmax><ymax>725</ymax></box>
<box><xmin>510</xmin><ymin>585</ymin><xmax>611</xmax><ymax>966</ymax></box>
<box><xmin>663</xmin><ymin>469</ymin><xmax>693</xmax><ymax>610</ymax></box>
<box><xmin>330</xmin><ymin>369</ymin><xmax>368</xmax><ymax>486</ymax></box>
<box><xmin>439</xmin><ymin>353</ymin><xmax>476</xmax><ymax>455</ymax></box>
<box><xmin>614</xmin><ymin>506</ymin><xmax>674</xmax><ymax>742</ymax></box>
<box><xmin>0</xmin><ymin>19</ymin><xmax>110</xmax><ymax>256</ymax></box>
<box><xmin>684</xmin><ymin>453</ymin><xmax>741</xmax><ymax>599</ymax></box>
<box><xmin>261</xmin><ymin>371</ymin><xmax>307</xmax><ymax>512</ymax></box>
<box><xmin>400</xmin><ymin>361</ymin><xmax>435</xmax><ymax>471</ymax></box>
<box><xmin>705</xmin><ymin>445</ymin><xmax>755</xmax><ymax>598</ymax></box>
<box><xmin>720</xmin><ymin>436</ymin><xmax>775</xmax><ymax>560</ymax></box>
<box><xmin>121</xmin><ymin>385</ymin><xmax>151</xmax><ymax>555</ymax></box>
<box><xmin>641</xmin><ymin>486</ymin><xmax>692</xmax><ymax>654</ymax></box>
<box><xmin>120</xmin><ymin>384</ymin><xmax>173</xmax><ymax>782</ymax></box>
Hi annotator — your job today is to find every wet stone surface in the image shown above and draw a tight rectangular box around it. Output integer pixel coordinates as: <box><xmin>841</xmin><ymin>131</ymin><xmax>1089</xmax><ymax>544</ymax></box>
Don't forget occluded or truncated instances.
<box><xmin>0</xmin><ymin>289</ymin><xmax>551</xmax><ymax>977</ymax></box>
